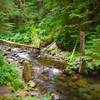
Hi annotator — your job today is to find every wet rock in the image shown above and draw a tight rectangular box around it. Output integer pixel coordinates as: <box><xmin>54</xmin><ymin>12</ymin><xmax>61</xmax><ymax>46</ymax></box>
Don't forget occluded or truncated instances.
<box><xmin>63</xmin><ymin>69</ymin><xmax>73</xmax><ymax>76</ymax></box>
<box><xmin>16</xmin><ymin>90</ymin><xmax>28</xmax><ymax>97</ymax></box>
<box><xmin>0</xmin><ymin>87</ymin><xmax>12</xmax><ymax>96</ymax></box>
<box><xmin>71</xmin><ymin>74</ymin><xmax>79</xmax><ymax>82</ymax></box>
<box><xmin>17</xmin><ymin>52</ymin><xmax>31</xmax><ymax>61</ymax></box>
<box><xmin>24</xmin><ymin>85</ymin><xmax>31</xmax><ymax>91</ymax></box>
<box><xmin>58</xmin><ymin>74</ymin><xmax>66</xmax><ymax>81</ymax></box>
<box><xmin>12</xmin><ymin>48</ymin><xmax>20</xmax><ymax>53</ymax></box>
<box><xmin>43</xmin><ymin>76</ymin><xmax>49</xmax><ymax>81</ymax></box>
<box><xmin>3</xmin><ymin>52</ymin><xmax>11</xmax><ymax>56</ymax></box>
<box><xmin>29</xmin><ymin>91</ymin><xmax>42</xmax><ymax>97</ymax></box>
<box><xmin>6</xmin><ymin>47</ymin><xmax>12</xmax><ymax>51</ymax></box>
<box><xmin>27</xmin><ymin>80</ymin><xmax>36</xmax><ymax>88</ymax></box>
<box><xmin>32</xmin><ymin>48</ymin><xmax>40</xmax><ymax>57</ymax></box>
<box><xmin>7</xmin><ymin>58</ymin><xmax>14</xmax><ymax>63</ymax></box>
<box><xmin>46</xmin><ymin>67</ymin><xmax>61</xmax><ymax>77</ymax></box>
<box><xmin>51</xmin><ymin>93</ymin><xmax>60</xmax><ymax>100</ymax></box>
<box><xmin>29</xmin><ymin>91</ymin><xmax>37</xmax><ymax>96</ymax></box>
<box><xmin>33</xmin><ymin>67</ymin><xmax>44</xmax><ymax>77</ymax></box>
<box><xmin>13</xmin><ymin>57</ymin><xmax>18</xmax><ymax>61</ymax></box>
<box><xmin>51</xmin><ymin>68</ymin><xmax>61</xmax><ymax>75</ymax></box>
<box><xmin>18</xmin><ymin>59</ymin><xmax>24</xmax><ymax>64</ymax></box>
<box><xmin>39</xmin><ymin>75</ymin><xmax>49</xmax><ymax>81</ymax></box>
<box><xmin>43</xmin><ymin>67</ymin><xmax>50</xmax><ymax>73</ymax></box>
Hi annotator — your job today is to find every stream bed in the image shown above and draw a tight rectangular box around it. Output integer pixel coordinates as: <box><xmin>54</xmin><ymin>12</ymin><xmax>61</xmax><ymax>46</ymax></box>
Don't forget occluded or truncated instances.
<box><xmin>0</xmin><ymin>44</ymin><xmax>100</xmax><ymax>100</ymax></box>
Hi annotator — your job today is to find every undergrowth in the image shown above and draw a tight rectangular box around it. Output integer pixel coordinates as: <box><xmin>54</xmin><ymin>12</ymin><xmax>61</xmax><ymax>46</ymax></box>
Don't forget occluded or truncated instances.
<box><xmin>0</xmin><ymin>51</ymin><xmax>23</xmax><ymax>90</ymax></box>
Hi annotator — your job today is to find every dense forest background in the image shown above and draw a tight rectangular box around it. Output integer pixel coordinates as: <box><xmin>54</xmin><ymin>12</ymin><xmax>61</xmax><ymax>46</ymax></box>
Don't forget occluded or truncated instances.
<box><xmin>0</xmin><ymin>0</ymin><xmax>100</xmax><ymax>99</ymax></box>
<box><xmin>0</xmin><ymin>0</ymin><xmax>100</xmax><ymax>71</ymax></box>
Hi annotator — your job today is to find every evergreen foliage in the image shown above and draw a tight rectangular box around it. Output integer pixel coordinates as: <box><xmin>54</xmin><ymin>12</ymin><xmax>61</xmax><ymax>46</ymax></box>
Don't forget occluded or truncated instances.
<box><xmin>0</xmin><ymin>0</ymin><xmax>99</xmax><ymax>69</ymax></box>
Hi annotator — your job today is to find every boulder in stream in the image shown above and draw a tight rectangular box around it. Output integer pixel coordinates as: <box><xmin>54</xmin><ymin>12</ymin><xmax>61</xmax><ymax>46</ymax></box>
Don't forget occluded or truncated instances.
<box><xmin>17</xmin><ymin>52</ymin><xmax>31</xmax><ymax>61</ymax></box>
<box><xmin>12</xmin><ymin>48</ymin><xmax>20</xmax><ymax>53</ymax></box>
<box><xmin>22</xmin><ymin>60</ymin><xmax>32</xmax><ymax>82</ymax></box>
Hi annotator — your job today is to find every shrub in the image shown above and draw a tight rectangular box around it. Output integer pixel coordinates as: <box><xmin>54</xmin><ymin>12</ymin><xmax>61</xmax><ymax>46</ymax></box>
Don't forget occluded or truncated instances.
<box><xmin>0</xmin><ymin>52</ymin><xmax>23</xmax><ymax>90</ymax></box>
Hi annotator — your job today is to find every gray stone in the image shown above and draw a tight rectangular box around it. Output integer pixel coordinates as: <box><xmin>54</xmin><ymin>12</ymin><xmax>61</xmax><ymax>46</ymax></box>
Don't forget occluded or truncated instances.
<box><xmin>17</xmin><ymin>52</ymin><xmax>31</xmax><ymax>61</ymax></box>
<box><xmin>12</xmin><ymin>48</ymin><xmax>20</xmax><ymax>53</ymax></box>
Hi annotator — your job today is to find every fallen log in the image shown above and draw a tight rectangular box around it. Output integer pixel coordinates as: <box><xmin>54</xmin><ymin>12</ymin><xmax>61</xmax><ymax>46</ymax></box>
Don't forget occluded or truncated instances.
<box><xmin>37</xmin><ymin>54</ymin><xmax>67</xmax><ymax>69</ymax></box>
<box><xmin>0</xmin><ymin>39</ymin><xmax>38</xmax><ymax>49</ymax></box>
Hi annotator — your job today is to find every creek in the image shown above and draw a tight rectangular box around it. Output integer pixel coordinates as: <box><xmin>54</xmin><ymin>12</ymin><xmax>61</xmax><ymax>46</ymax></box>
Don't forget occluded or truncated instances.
<box><xmin>0</xmin><ymin>44</ymin><xmax>100</xmax><ymax>100</ymax></box>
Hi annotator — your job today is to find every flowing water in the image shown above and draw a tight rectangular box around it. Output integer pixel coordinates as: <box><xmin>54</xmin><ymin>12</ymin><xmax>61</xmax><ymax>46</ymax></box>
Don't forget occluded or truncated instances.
<box><xmin>0</xmin><ymin>44</ymin><xmax>100</xmax><ymax>100</ymax></box>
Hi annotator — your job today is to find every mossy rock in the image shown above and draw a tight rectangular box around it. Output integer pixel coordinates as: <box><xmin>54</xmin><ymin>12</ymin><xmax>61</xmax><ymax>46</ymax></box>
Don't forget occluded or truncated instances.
<box><xmin>74</xmin><ymin>78</ymin><xmax>88</xmax><ymax>87</ymax></box>
<box><xmin>22</xmin><ymin>60</ymin><xmax>31</xmax><ymax>66</ymax></box>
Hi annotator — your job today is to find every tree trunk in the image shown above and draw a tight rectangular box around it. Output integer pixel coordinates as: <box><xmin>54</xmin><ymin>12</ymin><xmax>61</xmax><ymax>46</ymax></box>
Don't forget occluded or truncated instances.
<box><xmin>16</xmin><ymin>0</ymin><xmax>27</xmax><ymax>18</ymax></box>
<box><xmin>78</xmin><ymin>31</ymin><xmax>85</xmax><ymax>73</ymax></box>
<box><xmin>16</xmin><ymin>0</ymin><xmax>25</xmax><ymax>7</ymax></box>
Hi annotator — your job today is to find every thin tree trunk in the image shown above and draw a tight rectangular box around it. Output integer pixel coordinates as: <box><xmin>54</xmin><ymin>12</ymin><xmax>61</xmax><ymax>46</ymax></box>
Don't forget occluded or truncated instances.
<box><xmin>78</xmin><ymin>31</ymin><xmax>85</xmax><ymax>73</ymax></box>
<box><xmin>16</xmin><ymin>0</ymin><xmax>27</xmax><ymax>17</ymax></box>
